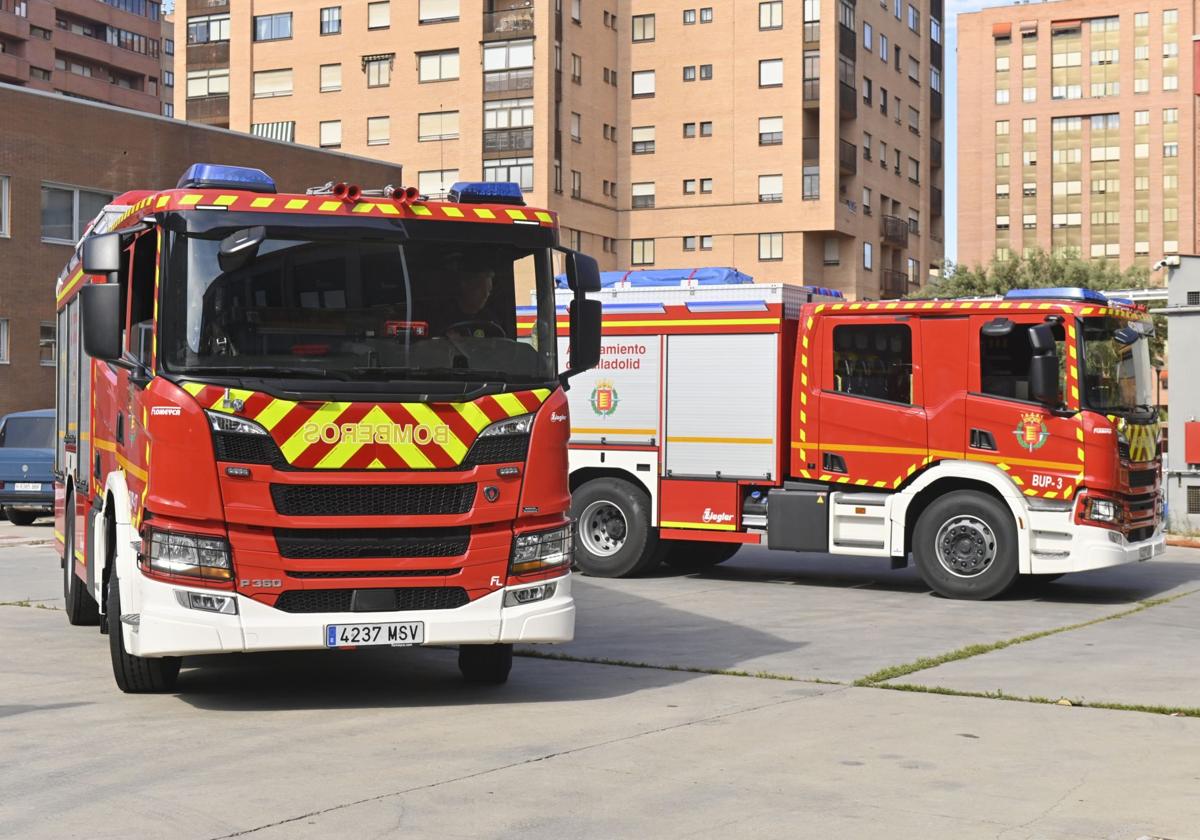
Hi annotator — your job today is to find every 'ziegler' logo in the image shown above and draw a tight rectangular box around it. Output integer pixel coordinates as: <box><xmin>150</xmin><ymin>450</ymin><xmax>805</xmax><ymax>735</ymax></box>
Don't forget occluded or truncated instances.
<box><xmin>1013</xmin><ymin>412</ymin><xmax>1049</xmax><ymax>452</ymax></box>
<box><xmin>301</xmin><ymin>422</ymin><xmax>451</xmax><ymax>446</ymax></box>
<box><xmin>590</xmin><ymin>379</ymin><xmax>619</xmax><ymax>416</ymax></box>
<box><xmin>702</xmin><ymin>508</ymin><xmax>734</xmax><ymax>524</ymax></box>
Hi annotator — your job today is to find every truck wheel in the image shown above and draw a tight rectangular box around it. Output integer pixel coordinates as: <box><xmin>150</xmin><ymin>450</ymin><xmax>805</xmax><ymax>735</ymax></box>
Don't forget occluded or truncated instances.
<box><xmin>571</xmin><ymin>478</ymin><xmax>659</xmax><ymax>578</ymax></box>
<box><xmin>5</xmin><ymin>508</ymin><xmax>37</xmax><ymax>526</ymax></box>
<box><xmin>107</xmin><ymin>575</ymin><xmax>180</xmax><ymax>693</ymax></box>
<box><xmin>63</xmin><ymin>493</ymin><xmax>99</xmax><ymax>626</ymax></box>
<box><xmin>913</xmin><ymin>491</ymin><xmax>1019</xmax><ymax>600</ymax></box>
<box><xmin>458</xmin><ymin>643</ymin><xmax>513</xmax><ymax>685</ymax></box>
<box><xmin>661</xmin><ymin>541</ymin><xmax>741</xmax><ymax>571</ymax></box>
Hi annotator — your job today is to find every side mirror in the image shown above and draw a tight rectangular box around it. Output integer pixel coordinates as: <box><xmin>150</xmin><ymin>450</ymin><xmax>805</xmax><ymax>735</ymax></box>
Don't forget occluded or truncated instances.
<box><xmin>1028</xmin><ymin>322</ymin><xmax>1056</xmax><ymax>354</ymax></box>
<box><xmin>219</xmin><ymin>226</ymin><xmax>266</xmax><ymax>273</ymax></box>
<box><xmin>563</xmin><ymin>298</ymin><xmax>602</xmax><ymax>382</ymax></box>
<box><xmin>1027</xmin><ymin>323</ymin><xmax>1059</xmax><ymax>406</ymax></box>
<box><xmin>79</xmin><ymin>284</ymin><xmax>124</xmax><ymax>362</ymax></box>
<box><xmin>82</xmin><ymin>232</ymin><xmax>122</xmax><ymax>275</ymax></box>
<box><xmin>1113</xmin><ymin>326</ymin><xmax>1141</xmax><ymax>346</ymax></box>
<box><xmin>981</xmin><ymin>317</ymin><xmax>1014</xmax><ymax>338</ymax></box>
<box><xmin>563</xmin><ymin>250</ymin><xmax>601</xmax><ymax>293</ymax></box>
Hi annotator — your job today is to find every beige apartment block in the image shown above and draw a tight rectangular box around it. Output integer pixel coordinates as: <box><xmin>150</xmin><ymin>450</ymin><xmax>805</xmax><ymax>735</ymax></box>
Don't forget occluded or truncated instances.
<box><xmin>177</xmin><ymin>0</ymin><xmax>945</xmax><ymax>299</ymax></box>
<box><xmin>958</xmin><ymin>0</ymin><xmax>1198</xmax><ymax>271</ymax></box>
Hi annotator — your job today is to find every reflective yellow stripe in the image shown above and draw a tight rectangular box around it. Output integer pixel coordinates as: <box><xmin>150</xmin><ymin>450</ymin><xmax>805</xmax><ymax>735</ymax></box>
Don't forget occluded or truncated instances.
<box><xmin>319</xmin><ymin>200</ymin><xmax>342</xmax><ymax>211</ymax></box>
<box><xmin>214</xmin><ymin>195</ymin><xmax>238</xmax><ymax>206</ymax></box>
<box><xmin>285</xmin><ymin>199</ymin><xmax>308</xmax><ymax>210</ymax></box>
<box><xmin>452</xmin><ymin>401</ymin><xmax>494</xmax><ymax>433</ymax></box>
<box><xmin>251</xmin><ymin>197</ymin><xmax>275</xmax><ymax>208</ymax></box>
<box><xmin>410</xmin><ymin>206</ymin><xmax>433</xmax><ymax>216</ymax></box>
<box><xmin>179</xmin><ymin>194</ymin><xmax>203</xmax><ymax>206</ymax></box>
<box><xmin>492</xmin><ymin>393</ymin><xmax>527</xmax><ymax>417</ymax></box>
<box><xmin>181</xmin><ymin>382</ymin><xmax>206</xmax><ymax>397</ymax></box>
<box><xmin>405</xmin><ymin>403</ymin><xmax>468</xmax><ymax>463</ymax></box>
<box><xmin>315</xmin><ymin>405</ymin><xmax>388</xmax><ymax>469</ymax></box>
<box><xmin>659</xmin><ymin>520</ymin><xmax>736</xmax><ymax>531</ymax></box>
<box><xmin>280</xmin><ymin>402</ymin><xmax>351</xmax><ymax>462</ymax></box>
<box><xmin>531</xmin><ymin>388</ymin><xmax>552</xmax><ymax>402</ymax></box>
<box><xmin>255</xmin><ymin>398</ymin><xmax>297</xmax><ymax>431</ymax></box>
<box><xmin>442</xmin><ymin>207</ymin><xmax>464</xmax><ymax>218</ymax></box>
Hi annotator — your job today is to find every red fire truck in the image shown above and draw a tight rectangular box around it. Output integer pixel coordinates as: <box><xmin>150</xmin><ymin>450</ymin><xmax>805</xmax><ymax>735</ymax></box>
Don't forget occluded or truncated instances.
<box><xmin>538</xmin><ymin>276</ymin><xmax>1164</xmax><ymax>599</ymax></box>
<box><xmin>54</xmin><ymin>164</ymin><xmax>601</xmax><ymax>692</ymax></box>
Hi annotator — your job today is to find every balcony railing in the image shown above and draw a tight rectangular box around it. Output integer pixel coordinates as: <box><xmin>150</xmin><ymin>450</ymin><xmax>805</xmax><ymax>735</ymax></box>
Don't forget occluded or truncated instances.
<box><xmin>484</xmin><ymin>67</ymin><xmax>534</xmax><ymax>94</ymax></box>
<box><xmin>931</xmin><ymin>89</ymin><xmax>943</xmax><ymax>121</ymax></box>
<box><xmin>484</xmin><ymin>6</ymin><xmax>534</xmax><ymax>37</ymax></box>
<box><xmin>931</xmin><ymin>138</ymin><xmax>943</xmax><ymax>169</ymax></box>
<box><xmin>931</xmin><ymin>186</ymin><xmax>944</xmax><ymax>218</ymax></box>
<box><xmin>839</xmin><ymin>82</ymin><xmax>856</xmax><ymax>120</ymax></box>
<box><xmin>839</xmin><ymin>139</ymin><xmax>856</xmax><ymax>174</ymax></box>
<box><xmin>483</xmin><ymin>126</ymin><xmax>533</xmax><ymax>153</ymax></box>
<box><xmin>838</xmin><ymin>23</ymin><xmax>856</xmax><ymax>58</ymax></box>
<box><xmin>803</xmin><ymin>77</ymin><xmax>820</xmax><ymax>103</ymax></box>
<box><xmin>881</xmin><ymin>269</ymin><xmax>909</xmax><ymax>299</ymax></box>
<box><xmin>881</xmin><ymin>215</ymin><xmax>910</xmax><ymax>247</ymax></box>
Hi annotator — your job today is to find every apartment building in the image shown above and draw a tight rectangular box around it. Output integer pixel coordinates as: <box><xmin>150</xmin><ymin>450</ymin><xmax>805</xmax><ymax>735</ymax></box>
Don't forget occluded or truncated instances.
<box><xmin>0</xmin><ymin>0</ymin><xmax>171</xmax><ymax>115</ymax></box>
<box><xmin>177</xmin><ymin>0</ymin><xmax>944</xmax><ymax>298</ymax></box>
<box><xmin>958</xmin><ymin>0</ymin><xmax>1198</xmax><ymax>270</ymax></box>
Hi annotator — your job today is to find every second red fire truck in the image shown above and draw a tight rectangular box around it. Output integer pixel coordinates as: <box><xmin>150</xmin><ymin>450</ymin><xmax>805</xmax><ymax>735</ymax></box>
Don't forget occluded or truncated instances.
<box><xmin>536</xmin><ymin>273</ymin><xmax>1165</xmax><ymax>599</ymax></box>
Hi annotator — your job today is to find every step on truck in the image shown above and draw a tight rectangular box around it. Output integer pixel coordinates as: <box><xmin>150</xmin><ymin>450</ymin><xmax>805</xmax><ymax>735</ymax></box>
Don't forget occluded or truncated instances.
<box><xmin>54</xmin><ymin>164</ymin><xmax>602</xmax><ymax>691</ymax></box>
<box><xmin>534</xmin><ymin>273</ymin><xmax>1165</xmax><ymax>599</ymax></box>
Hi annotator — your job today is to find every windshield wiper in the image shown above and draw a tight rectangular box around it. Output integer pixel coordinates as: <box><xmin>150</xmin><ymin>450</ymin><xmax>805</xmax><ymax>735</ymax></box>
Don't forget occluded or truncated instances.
<box><xmin>180</xmin><ymin>365</ymin><xmax>346</xmax><ymax>380</ymax></box>
<box><xmin>349</xmin><ymin>366</ymin><xmax>544</xmax><ymax>384</ymax></box>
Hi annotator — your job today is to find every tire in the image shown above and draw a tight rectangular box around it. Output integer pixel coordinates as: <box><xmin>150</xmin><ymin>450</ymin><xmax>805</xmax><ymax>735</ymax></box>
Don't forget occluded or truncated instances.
<box><xmin>458</xmin><ymin>643</ymin><xmax>513</xmax><ymax>685</ymax></box>
<box><xmin>62</xmin><ymin>493</ymin><xmax>100</xmax><ymax>626</ymax></box>
<box><xmin>913</xmin><ymin>490</ymin><xmax>1019</xmax><ymax>600</ymax></box>
<box><xmin>107</xmin><ymin>574</ymin><xmax>180</xmax><ymax>693</ymax></box>
<box><xmin>4</xmin><ymin>508</ymin><xmax>37</xmax><ymax>527</ymax></box>
<box><xmin>660</xmin><ymin>541</ymin><xmax>741</xmax><ymax>571</ymax></box>
<box><xmin>570</xmin><ymin>478</ymin><xmax>660</xmax><ymax>578</ymax></box>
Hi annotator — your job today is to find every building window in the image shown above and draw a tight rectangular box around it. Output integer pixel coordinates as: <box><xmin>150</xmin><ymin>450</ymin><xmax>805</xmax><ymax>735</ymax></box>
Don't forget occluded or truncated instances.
<box><xmin>684</xmin><ymin>65</ymin><xmax>697</xmax><ymax>82</ymax></box>
<box><xmin>320</xmin><ymin>6</ymin><xmax>342</xmax><ymax>34</ymax></box>
<box><xmin>253</xmin><ymin>68</ymin><xmax>293</xmax><ymax>98</ymax></box>
<box><xmin>907</xmin><ymin>4</ymin><xmax>919</xmax><ymax>32</ymax></box>
<box><xmin>419</xmin><ymin>49</ymin><xmax>459</xmax><ymax>81</ymax></box>
<box><xmin>803</xmin><ymin>164</ymin><xmax>819</xmax><ymax>199</ymax></box>
<box><xmin>164</xmin><ymin>38</ymin><xmax>173</xmax><ymax>54</ymax></box>
<box><xmin>163</xmin><ymin>70</ymin><xmax>174</xmax><ymax>87</ymax></box>
<box><xmin>700</xmin><ymin>64</ymin><xmax>712</xmax><ymax>80</ymax></box>
<box><xmin>863</xmin><ymin>76</ymin><xmax>873</xmax><ymax>104</ymax></box>
<box><xmin>417</xmin><ymin>169</ymin><xmax>459</xmax><ymax>198</ymax></box>
<box><xmin>319</xmin><ymin>120</ymin><xmax>342</xmax><ymax>148</ymax></box>
<box><xmin>162</xmin><ymin>103</ymin><xmax>174</xmax><ymax>117</ymax></box>
<box><xmin>700</xmin><ymin>7</ymin><xmax>713</xmax><ymax>23</ymax></box>
<box><xmin>759</xmin><ymin>232</ymin><xmax>783</xmax><ymax>260</ymax></box>
<box><xmin>759</xmin><ymin>58</ymin><xmax>783</xmax><ymax>87</ymax></box>
<box><xmin>632</xmin><ymin>126</ymin><xmax>655</xmax><ymax>154</ymax></box>
<box><xmin>700</xmin><ymin>121</ymin><xmax>713</xmax><ymax>137</ymax></box>
<box><xmin>571</xmin><ymin>0</ymin><xmax>581</xmax><ymax>23</ymax></box>
<box><xmin>571</xmin><ymin>170</ymin><xmax>582</xmax><ymax>198</ymax></box>
<box><xmin>683</xmin><ymin>236</ymin><xmax>697</xmax><ymax>251</ymax></box>
<box><xmin>368</xmin><ymin>1</ymin><xmax>390</xmax><ymax>29</ymax></box>
<box><xmin>699</xmin><ymin>178</ymin><xmax>713</xmax><ymax>193</ymax></box>
<box><xmin>683</xmin><ymin>179</ymin><xmax>696</xmax><ymax>194</ymax></box>
<box><xmin>40</xmin><ymin>184</ymin><xmax>112</xmax><ymax>244</ymax></box>
<box><xmin>418</xmin><ymin>110</ymin><xmax>459</xmax><ymax>141</ymax></box>
<box><xmin>632</xmin><ymin>239</ymin><xmax>655</xmax><ymax>265</ymax></box>
<box><xmin>862</xmin><ymin>242</ymin><xmax>873</xmax><ymax>270</ymax></box>
<box><xmin>683</xmin><ymin>9</ymin><xmax>696</xmax><ymax>24</ymax></box>
<box><xmin>631</xmin><ymin>182</ymin><xmax>655</xmax><ymax>208</ymax></box>
<box><xmin>632</xmin><ymin>70</ymin><xmax>655</xmax><ymax>97</ymax></box>
<box><xmin>365</xmin><ymin>55</ymin><xmax>393</xmax><ymax>87</ymax></box>
<box><xmin>186</xmin><ymin>13</ymin><xmax>229</xmax><ymax>44</ymax></box>
<box><xmin>484</xmin><ymin>157</ymin><xmax>534</xmax><ymax>190</ymax></box>
<box><xmin>760</xmin><ymin>1</ymin><xmax>783</xmax><ymax>30</ymax></box>
<box><xmin>320</xmin><ymin>63</ymin><xmax>342</xmax><ymax>92</ymax></box>
<box><xmin>683</xmin><ymin>122</ymin><xmax>696</xmax><ymax>138</ymax></box>
<box><xmin>0</xmin><ymin>320</ymin><xmax>7</xmax><ymax>364</ymax></box>
<box><xmin>419</xmin><ymin>0</ymin><xmax>459</xmax><ymax>23</ymax></box>
<box><xmin>759</xmin><ymin>116</ymin><xmax>783</xmax><ymax>145</ymax></box>
<box><xmin>367</xmin><ymin>116</ymin><xmax>390</xmax><ymax>145</ymax></box>
<box><xmin>568</xmin><ymin>112</ymin><xmax>581</xmax><ymax>141</ymax></box>
<box><xmin>253</xmin><ymin>13</ymin><xmax>292</xmax><ymax>41</ymax></box>
<box><xmin>864</xmin><ymin>21</ymin><xmax>872</xmax><ymax>50</ymax></box>
<box><xmin>759</xmin><ymin>174</ymin><xmax>783</xmax><ymax>202</ymax></box>
<box><xmin>571</xmin><ymin>54</ymin><xmax>582</xmax><ymax>83</ymax></box>
<box><xmin>250</xmin><ymin>121</ymin><xmax>295</xmax><ymax>142</ymax></box>
<box><xmin>0</xmin><ymin>175</ymin><xmax>8</xmax><ymax>239</ymax></box>
<box><xmin>632</xmin><ymin>14</ymin><xmax>655</xmax><ymax>41</ymax></box>
<box><xmin>700</xmin><ymin>235</ymin><xmax>713</xmax><ymax>250</ymax></box>
<box><xmin>39</xmin><ymin>322</ymin><xmax>54</xmax><ymax>366</ymax></box>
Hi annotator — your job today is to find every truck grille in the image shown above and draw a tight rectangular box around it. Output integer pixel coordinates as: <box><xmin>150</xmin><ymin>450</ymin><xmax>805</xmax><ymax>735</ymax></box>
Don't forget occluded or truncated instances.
<box><xmin>1128</xmin><ymin>468</ymin><xmax>1157</xmax><ymax>488</ymax></box>
<box><xmin>275</xmin><ymin>527</ymin><xmax>469</xmax><ymax>559</ymax></box>
<box><xmin>286</xmin><ymin>569</ymin><xmax>459</xmax><ymax>579</ymax></box>
<box><xmin>214</xmin><ymin>432</ymin><xmax>284</xmax><ymax>466</ymax></box>
<box><xmin>1128</xmin><ymin>526</ymin><xmax>1155</xmax><ymax>544</ymax></box>
<box><xmin>270</xmin><ymin>483</ymin><xmax>475</xmax><ymax>517</ymax></box>
<box><xmin>462</xmin><ymin>434</ymin><xmax>530</xmax><ymax>466</ymax></box>
<box><xmin>273</xmin><ymin>587</ymin><xmax>470</xmax><ymax>613</ymax></box>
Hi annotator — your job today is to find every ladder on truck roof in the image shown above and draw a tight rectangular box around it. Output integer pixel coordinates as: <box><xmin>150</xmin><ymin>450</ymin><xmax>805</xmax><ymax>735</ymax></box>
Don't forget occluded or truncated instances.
<box><xmin>546</xmin><ymin>283</ymin><xmax>844</xmax><ymax>321</ymax></box>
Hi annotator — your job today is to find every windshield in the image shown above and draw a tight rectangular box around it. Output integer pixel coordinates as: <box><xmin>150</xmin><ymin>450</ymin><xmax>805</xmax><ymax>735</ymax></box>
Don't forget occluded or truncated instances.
<box><xmin>0</xmin><ymin>416</ymin><xmax>53</xmax><ymax>449</ymax></box>
<box><xmin>160</xmin><ymin>228</ymin><xmax>558</xmax><ymax>387</ymax></box>
<box><xmin>1080</xmin><ymin>316</ymin><xmax>1154</xmax><ymax>415</ymax></box>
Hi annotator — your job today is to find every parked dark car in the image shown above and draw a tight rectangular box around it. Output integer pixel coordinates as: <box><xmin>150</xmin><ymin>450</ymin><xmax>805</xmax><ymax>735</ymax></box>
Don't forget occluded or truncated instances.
<box><xmin>0</xmin><ymin>409</ymin><xmax>55</xmax><ymax>526</ymax></box>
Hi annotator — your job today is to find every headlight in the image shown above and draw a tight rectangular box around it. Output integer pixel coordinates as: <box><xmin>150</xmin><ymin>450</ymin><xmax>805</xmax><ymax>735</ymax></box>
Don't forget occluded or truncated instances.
<box><xmin>1087</xmin><ymin>498</ymin><xmax>1119</xmax><ymax>524</ymax></box>
<box><xmin>205</xmin><ymin>409</ymin><xmax>269</xmax><ymax>436</ymax></box>
<box><xmin>140</xmin><ymin>528</ymin><xmax>233</xmax><ymax>581</ymax></box>
<box><xmin>510</xmin><ymin>523</ymin><xmax>572</xmax><ymax>575</ymax></box>
<box><xmin>479</xmin><ymin>413</ymin><xmax>534</xmax><ymax>438</ymax></box>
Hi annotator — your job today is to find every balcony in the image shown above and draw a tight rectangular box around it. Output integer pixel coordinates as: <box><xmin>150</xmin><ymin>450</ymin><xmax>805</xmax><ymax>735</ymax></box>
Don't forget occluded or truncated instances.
<box><xmin>55</xmin><ymin>28</ymin><xmax>159</xmax><ymax>78</ymax></box>
<box><xmin>881</xmin><ymin>215</ymin><xmax>910</xmax><ymax>247</ymax></box>
<box><xmin>483</xmin><ymin>126</ymin><xmax>533</xmax><ymax>153</ymax></box>
<box><xmin>839</xmin><ymin>81</ymin><xmax>856</xmax><ymax>120</ymax></box>
<box><xmin>0</xmin><ymin>7</ymin><xmax>30</xmax><ymax>39</ymax></box>
<box><xmin>931</xmin><ymin>138</ymin><xmax>943</xmax><ymax>169</ymax></box>
<box><xmin>931</xmin><ymin>89</ymin><xmax>943</xmax><ymax>121</ymax></box>
<box><xmin>0</xmin><ymin>49</ymin><xmax>28</xmax><ymax>84</ymax></box>
<box><xmin>839</xmin><ymin>139</ymin><xmax>856</xmax><ymax>174</ymax></box>
<box><xmin>803</xmin><ymin>20</ymin><xmax>820</xmax><ymax>43</ymax></box>
<box><xmin>484</xmin><ymin>67</ymin><xmax>533</xmax><ymax>94</ymax></box>
<box><xmin>803</xmin><ymin>77</ymin><xmax>819</xmax><ymax>105</ymax></box>
<box><xmin>881</xmin><ymin>268</ymin><xmax>909</xmax><ymax>299</ymax></box>
<box><xmin>838</xmin><ymin>22</ymin><xmax>855</xmax><ymax>58</ymax></box>
<box><xmin>484</xmin><ymin>6</ymin><xmax>533</xmax><ymax>39</ymax></box>
<box><xmin>931</xmin><ymin>40</ymin><xmax>943</xmax><ymax>70</ymax></box>
<box><xmin>803</xmin><ymin>136</ymin><xmax>819</xmax><ymax>162</ymax></box>
<box><xmin>931</xmin><ymin>186</ymin><xmax>944</xmax><ymax>218</ymax></box>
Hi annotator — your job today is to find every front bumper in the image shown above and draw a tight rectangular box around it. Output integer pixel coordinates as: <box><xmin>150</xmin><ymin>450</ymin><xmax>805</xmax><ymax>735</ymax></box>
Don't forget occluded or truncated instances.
<box><xmin>0</xmin><ymin>491</ymin><xmax>53</xmax><ymax>512</ymax></box>
<box><xmin>124</xmin><ymin>572</ymin><xmax>575</xmax><ymax>658</ymax></box>
<box><xmin>1026</xmin><ymin>508</ymin><xmax>1166</xmax><ymax>574</ymax></box>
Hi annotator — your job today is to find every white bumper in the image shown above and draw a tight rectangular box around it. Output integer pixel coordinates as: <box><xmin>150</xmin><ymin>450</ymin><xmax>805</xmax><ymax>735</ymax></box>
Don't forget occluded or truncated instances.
<box><xmin>1026</xmin><ymin>509</ymin><xmax>1166</xmax><ymax>574</ymax></box>
<box><xmin>124</xmin><ymin>573</ymin><xmax>575</xmax><ymax>658</ymax></box>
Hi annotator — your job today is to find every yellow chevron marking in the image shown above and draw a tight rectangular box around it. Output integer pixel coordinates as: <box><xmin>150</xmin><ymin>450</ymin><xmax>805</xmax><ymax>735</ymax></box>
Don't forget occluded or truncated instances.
<box><xmin>474</xmin><ymin>208</ymin><xmax>496</xmax><ymax>219</ymax></box>
<box><xmin>214</xmin><ymin>195</ymin><xmax>238</xmax><ymax>206</ymax></box>
<box><xmin>286</xmin><ymin>199</ymin><xmax>309</xmax><ymax>210</ymax></box>
<box><xmin>251</xmin><ymin>197</ymin><xmax>275</xmax><ymax>208</ymax></box>
<box><xmin>453</xmin><ymin>401</ymin><xmax>493</xmax><ymax>433</ymax></box>
<box><xmin>209</xmin><ymin>388</ymin><xmax>256</xmax><ymax>413</ymax></box>
<box><xmin>442</xmin><ymin>207</ymin><xmax>464</xmax><ymax>218</ymax></box>
<box><xmin>180</xmin><ymin>194</ymin><xmax>203</xmax><ymax>205</ymax></box>
<box><xmin>411</xmin><ymin>205</ymin><xmax>433</xmax><ymax>216</ymax></box>
<box><xmin>156</xmin><ymin>195</ymin><xmax>171</xmax><ymax>209</ymax></box>
<box><xmin>181</xmin><ymin>382</ymin><xmax>206</xmax><ymax>397</ymax></box>
<box><xmin>492</xmin><ymin>392</ymin><xmax>527</xmax><ymax>416</ymax></box>
<box><xmin>387</xmin><ymin>422</ymin><xmax>436</xmax><ymax>469</ymax></box>
<box><xmin>352</xmin><ymin>203</ymin><xmax>375</xmax><ymax>214</ymax></box>
<box><xmin>505</xmin><ymin>209</ymin><xmax>527</xmax><ymax>220</ymax></box>
<box><xmin>535</xmin><ymin>211</ymin><xmax>554</xmax><ymax>223</ymax></box>
<box><xmin>368</xmin><ymin>458</ymin><xmax>386</xmax><ymax>469</ymax></box>
<box><xmin>405</xmin><ymin>403</ymin><xmax>468</xmax><ymax>463</ymax></box>
<box><xmin>280</xmin><ymin>402</ymin><xmax>351</xmax><ymax>462</ymax></box>
<box><xmin>531</xmin><ymin>388</ymin><xmax>551</xmax><ymax>402</ymax></box>
<box><xmin>255</xmin><ymin>398</ymin><xmax>298</xmax><ymax>431</ymax></box>
<box><xmin>378</xmin><ymin>204</ymin><xmax>400</xmax><ymax>215</ymax></box>
<box><xmin>320</xmin><ymin>200</ymin><xmax>342</xmax><ymax>211</ymax></box>
<box><xmin>316</xmin><ymin>405</ymin><xmax>391</xmax><ymax>469</ymax></box>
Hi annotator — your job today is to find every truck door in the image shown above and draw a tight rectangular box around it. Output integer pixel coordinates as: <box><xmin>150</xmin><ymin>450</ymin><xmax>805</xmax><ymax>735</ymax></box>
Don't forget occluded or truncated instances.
<box><xmin>816</xmin><ymin>317</ymin><xmax>927</xmax><ymax>488</ymax></box>
<box><xmin>965</xmin><ymin>314</ymin><xmax>1081</xmax><ymax>499</ymax></box>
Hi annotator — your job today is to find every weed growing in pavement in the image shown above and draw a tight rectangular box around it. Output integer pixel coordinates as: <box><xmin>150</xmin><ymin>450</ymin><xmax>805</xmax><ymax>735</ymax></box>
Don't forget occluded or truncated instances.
<box><xmin>515</xmin><ymin>648</ymin><xmax>845</xmax><ymax>685</ymax></box>
<box><xmin>876</xmin><ymin>682</ymin><xmax>1200</xmax><ymax>718</ymax></box>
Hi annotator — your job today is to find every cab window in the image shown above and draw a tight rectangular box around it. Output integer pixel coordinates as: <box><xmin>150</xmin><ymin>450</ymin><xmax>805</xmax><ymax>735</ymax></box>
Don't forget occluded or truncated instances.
<box><xmin>979</xmin><ymin>322</ymin><xmax>1066</xmax><ymax>402</ymax></box>
<box><xmin>831</xmin><ymin>324</ymin><xmax>912</xmax><ymax>404</ymax></box>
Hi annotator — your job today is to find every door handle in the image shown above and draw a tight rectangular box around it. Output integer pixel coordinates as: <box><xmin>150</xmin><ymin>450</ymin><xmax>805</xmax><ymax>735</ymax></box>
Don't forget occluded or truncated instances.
<box><xmin>823</xmin><ymin>452</ymin><xmax>848</xmax><ymax>473</ymax></box>
<box><xmin>970</xmin><ymin>428</ymin><xmax>997</xmax><ymax>451</ymax></box>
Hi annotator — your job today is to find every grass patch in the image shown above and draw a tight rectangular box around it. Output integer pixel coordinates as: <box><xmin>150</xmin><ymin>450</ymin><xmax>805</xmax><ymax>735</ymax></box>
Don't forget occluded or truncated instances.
<box><xmin>874</xmin><ymin>682</ymin><xmax>1200</xmax><ymax>719</ymax></box>
<box><xmin>0</xmin><ymin>599</ymin><xmax>59</xmax><ymax>611</ymax></box>
<box><xmin>515</xmin><ymin>648</ymin><xmax>844</xmax><ymax>685</ymax></box>
<box><xmin>855</xmin><ymin>589</ymin><xmax>1199</xmax><ymax>687</ymax></box>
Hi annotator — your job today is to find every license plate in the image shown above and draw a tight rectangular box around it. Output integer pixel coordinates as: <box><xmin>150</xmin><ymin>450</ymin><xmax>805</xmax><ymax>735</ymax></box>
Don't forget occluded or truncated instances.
<box><xmin>13</xmin><ymin>483</ymin><xmax>41</xmax><ymax>492</ymax></box>
<box><xmin>325</xmin><ymin>622</ymin><xmax>424</xmax><ymax>648</ymax></box>
<box><xmin>1137</xmin><ymin>545</ymin><xmax>1153</xmax><ymax>561</ymax></box>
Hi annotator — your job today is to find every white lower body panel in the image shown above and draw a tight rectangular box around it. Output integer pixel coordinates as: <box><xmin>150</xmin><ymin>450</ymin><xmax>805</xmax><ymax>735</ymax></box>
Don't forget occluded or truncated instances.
<box><xmin>125</xmin><ymin>573</ymin><xmax>575</xmax><ymax>658</ymax></box>
<box><xmin>1027</xmin><ymin>510</ymin><xmax>1166</xmax><ymax>574</ymax></box>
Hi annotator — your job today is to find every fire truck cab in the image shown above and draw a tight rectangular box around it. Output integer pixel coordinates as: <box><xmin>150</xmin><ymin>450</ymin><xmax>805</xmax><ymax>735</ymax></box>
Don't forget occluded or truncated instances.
<box><xmin>545</xmin><ymin>275</ymin><xmax>1165</xmax><ymax>600</ymax></box>
<box><xmin>54</xmin><ymin>164</ymin><xmax>601</xmax><ymax>691</ymax></box>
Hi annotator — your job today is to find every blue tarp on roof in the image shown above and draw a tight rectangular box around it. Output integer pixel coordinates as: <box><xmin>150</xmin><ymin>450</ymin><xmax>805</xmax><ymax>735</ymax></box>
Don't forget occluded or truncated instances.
<box><xmin>555</xmin><ymin>266</ymin><xmax>753</xmax><ymax>289</ymax></box>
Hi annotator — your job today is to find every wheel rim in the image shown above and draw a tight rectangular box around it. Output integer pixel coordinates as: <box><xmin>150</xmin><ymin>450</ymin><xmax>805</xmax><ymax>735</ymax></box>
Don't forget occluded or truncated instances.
<box><xmin>578</xmin><ymin>500</ymin><xmax>628</xmax><ymax>557</ymax></box>
<box><xmin>934</xmin><ymin>514</ymin><xmax>997</xmax><ymax>578</ymax></box>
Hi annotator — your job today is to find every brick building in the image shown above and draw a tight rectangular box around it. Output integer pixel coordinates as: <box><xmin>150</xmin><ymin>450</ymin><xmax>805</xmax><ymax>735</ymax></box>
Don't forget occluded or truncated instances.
<box><xmin>176</xmin><ymin>0</ymin><xmax>945</xmax><ymax>299</ymax></box>
<box><xmin>0</xmin><ymin>0</ymin><xmax>172</xmax><ymax>115</ymax></box>
<box><xmin>0</xmin><ymin>83</ymin><xmax>403</xmax><ymax>416</ymax></box>
<box><xmin>957</xmin><ymin>0</ymin><xmax>1198</xmax><ymax>270</ymax></box>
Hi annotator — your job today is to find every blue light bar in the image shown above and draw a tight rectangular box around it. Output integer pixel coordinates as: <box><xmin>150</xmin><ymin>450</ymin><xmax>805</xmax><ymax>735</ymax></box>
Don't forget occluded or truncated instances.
<box><xmin>447</xmin><ymin>181</ymin><xmax>525</xmax><ymax>206</ymax></box>
<box><xmin>1107</xmin><ymin>297</ymin><xmax>1135</xmax><ymax>306</ymax></box>
<box><xmin>177</xmin><ymin>163</ymin><xmax>276</xmax><ymax>194</ymax></box>
<box><xmin>801</xmin><ymin>285</ymin><xmax>845</xmax><ymax>298</ymax></box>
<box><xmin>1004</xmin><ymin>287</ymin><xmax>1108</xmax><ymax>303</ymax></box>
